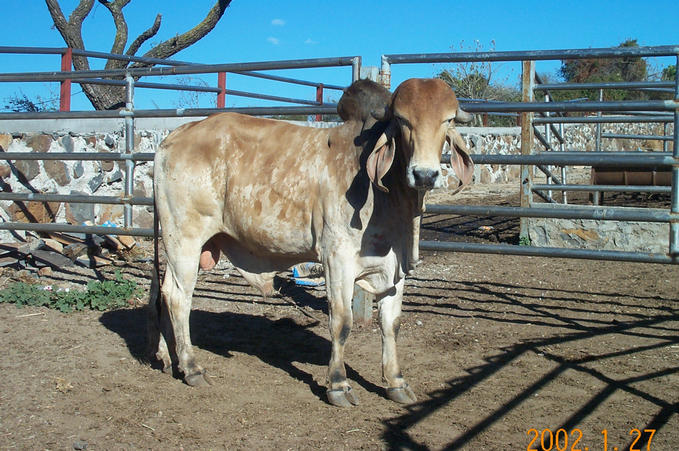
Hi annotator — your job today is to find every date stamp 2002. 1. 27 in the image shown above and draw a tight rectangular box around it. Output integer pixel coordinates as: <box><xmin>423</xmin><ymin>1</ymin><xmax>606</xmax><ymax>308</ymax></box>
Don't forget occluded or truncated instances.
<box><xmin>526</xmin><ymin>428</ymin><xmax>657</xmax><ymax>451</ymax></box>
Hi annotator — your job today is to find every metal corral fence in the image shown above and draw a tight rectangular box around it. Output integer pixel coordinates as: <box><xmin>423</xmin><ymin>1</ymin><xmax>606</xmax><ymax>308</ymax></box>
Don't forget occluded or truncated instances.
<box><xmin>0</xmin><ymin>46</ymin><xmax>359</xmax><ymax>239</ymax></box>
<box><xmin>0</xmin><ymin>45</ymin><xmax>678</xmax><ymax>265</ymax></box>
<box><xmin>379</xmin><ymin>45</ymin><xmax>678</xmax><ymax>264</ymax></box>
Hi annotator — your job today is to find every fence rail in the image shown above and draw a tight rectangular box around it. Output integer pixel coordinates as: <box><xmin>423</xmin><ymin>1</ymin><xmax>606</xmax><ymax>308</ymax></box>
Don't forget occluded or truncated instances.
<box><xmin>1</xmin><ymin>44</ymin><xmax>678</xmax><ymax>266</ymax></box>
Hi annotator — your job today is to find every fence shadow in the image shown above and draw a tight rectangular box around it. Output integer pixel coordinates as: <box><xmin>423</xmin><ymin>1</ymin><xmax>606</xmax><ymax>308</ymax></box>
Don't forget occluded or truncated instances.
<box><xmin>380</xmin><ymin>277</ymin><xmax>679</xmax><ymax>450</ymax></box>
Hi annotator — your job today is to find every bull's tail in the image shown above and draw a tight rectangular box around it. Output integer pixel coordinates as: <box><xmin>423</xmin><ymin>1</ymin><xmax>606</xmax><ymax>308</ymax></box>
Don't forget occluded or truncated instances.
<box><xmin>146</xmin><ymin>196</ymin><xmax>163</xmax><ymax>362</ymax></box>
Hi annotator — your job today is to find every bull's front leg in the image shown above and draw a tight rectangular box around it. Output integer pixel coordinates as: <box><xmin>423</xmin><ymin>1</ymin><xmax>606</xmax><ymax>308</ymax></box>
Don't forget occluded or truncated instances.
<box><xmin>378</xmin><ymin>278</ymin><xmax>417</xmax><ymax>404</ymax></box>
<box><xmin>324</xmin><ymin>253</ymin><xmax>360</xmax><ymax>407</ymax></box>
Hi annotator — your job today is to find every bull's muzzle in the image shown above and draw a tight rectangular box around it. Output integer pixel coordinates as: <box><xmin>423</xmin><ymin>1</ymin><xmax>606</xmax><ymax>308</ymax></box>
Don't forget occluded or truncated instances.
<box><xmin>408</xmin><ymin>166</ymin><xmax>440</xmax><ymax>190</ymax></box>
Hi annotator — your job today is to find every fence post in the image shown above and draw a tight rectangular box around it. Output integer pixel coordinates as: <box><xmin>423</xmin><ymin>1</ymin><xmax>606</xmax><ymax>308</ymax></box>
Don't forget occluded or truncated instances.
<box><xmin>315</xmin><ymin>84</ymin><xmax>324</xmax><ymax>121</ymax></box>
<box><xmin>670</xmin><ymin>54</ymin><xmax>679</xmax><ymax>260</ymax></box>
<box><xmin>379</xmin><ymin>55</ymin><xmax>391</xmax><ymax>90</ymax></box>
<box><xmin>351</xmin><ymin>56</ymin><xmax>361</xmax><ymax>83</ymax></box>
<box><xmin>123</xmin><ymin>75</ymin><xmax>135</xmax><ymax>229</ymax></box>
<box><xmin>59</xmin><ymin>48</ymin><xmax>72</xmax><ymax>112</ymax></box>
<box><xmin>217</xmin><ymin>72</ymin><xmax>226</xmax><ymax>108</ymax></box>
<box><xmin>593</xmin><ymin>88</ymin><xmax>604</xmax><ymax>205</ymax></box>
<box><xmin>519</xmin><ymin>60</ymin><xmax>535</xmax><ymax>242</ymax></box>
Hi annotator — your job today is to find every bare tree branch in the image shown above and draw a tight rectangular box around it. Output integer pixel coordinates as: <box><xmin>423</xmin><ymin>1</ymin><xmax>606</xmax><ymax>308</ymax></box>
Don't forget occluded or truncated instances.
<box><xmin>44</xmin><ymin>0</ymin><xmax>231</xmax><ymax>110</ymax></box>
<box><xmin>45</xmin><ymin>0</ymin><xmax>94</xmax><ymax>53</ymax></box>
<box><xmin>126</xmin><ymin>13</ymin><xmax>162</xmax><ymax>57</ymax></box>
<box><xmin>140</xmin><ymin>0</ymin><xmax>232</xmax><ymax>61</ymax></box>
<box><xmin>98</xmin><ymin>0</ymin><xmax>132</xmax><ymax>66</ymax></box>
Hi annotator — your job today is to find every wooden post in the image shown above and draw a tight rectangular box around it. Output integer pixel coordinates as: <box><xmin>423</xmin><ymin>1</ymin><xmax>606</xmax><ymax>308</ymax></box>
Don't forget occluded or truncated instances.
<box><xmin>519</xmin><ymin>60</ymin><xmax>535</xmax><ymax>241</ymax></box>
<box><xmin>315</xmin><ymin>84</ymin><xmax>324</xmax><ymax>121</ymax></box>
<box><xmin>217</xmin><ymin>72</ymin><xmax>226</xmax><ymax>108</ymax></box>
<box><xmin>59</xmin><ymin>48</ymin><xmax>72</xmax><ymax>112</ymax></box>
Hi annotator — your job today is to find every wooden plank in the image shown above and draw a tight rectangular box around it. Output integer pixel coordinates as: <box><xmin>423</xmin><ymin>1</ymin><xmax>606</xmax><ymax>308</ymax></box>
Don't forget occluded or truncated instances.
<box><xmin>352</xmin><ymin>285</ymin><xmax>374</xmax><ymax>326</ymax></box>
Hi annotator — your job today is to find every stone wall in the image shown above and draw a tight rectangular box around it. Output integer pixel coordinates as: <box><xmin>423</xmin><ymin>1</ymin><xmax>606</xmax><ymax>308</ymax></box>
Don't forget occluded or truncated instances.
<box><xmin>0</xmin><ymin>128</ymin><xmax>166</xmax><ymax>242</ymax></box>
<box><xmin>527</xmin><ymin>205</ymin><xmax>669</xmax><ymax>254</ymax></box>
<box><xmin>0</xmin><ymin>118</ymin><xmax>671</xmax><ymax>243</ymax></box>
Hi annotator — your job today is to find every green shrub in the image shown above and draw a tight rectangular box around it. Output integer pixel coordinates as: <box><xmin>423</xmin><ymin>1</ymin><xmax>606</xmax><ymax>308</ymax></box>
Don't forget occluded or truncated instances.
<box><xmin>0</xmin><ymin>271</ymin><xmax>141</xmax><ymax>313</ymax></box>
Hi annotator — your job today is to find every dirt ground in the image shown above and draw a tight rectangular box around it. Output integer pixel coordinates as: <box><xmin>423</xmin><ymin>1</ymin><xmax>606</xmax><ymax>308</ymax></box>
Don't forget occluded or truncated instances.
<box><xmin>1</xmin><ymin>184</ymin><xmax>678</xmax><ymax>450</ymax></box>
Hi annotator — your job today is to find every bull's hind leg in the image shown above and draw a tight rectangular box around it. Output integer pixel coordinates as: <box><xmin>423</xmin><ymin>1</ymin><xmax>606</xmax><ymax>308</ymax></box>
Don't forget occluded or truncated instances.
<box><xmin>161</xmin><ymin>238</ymin><xmax>209</xmax><ymax>386</ymax></box>
<box><xmin>378</xmin><ymin>278</ymin><xmax>417</xmax><ymax>404</ymax></box>
<box><xmin>324</xmin><ymin>254</ymin><xmax>360</xmax><ymax>407</ymax></box>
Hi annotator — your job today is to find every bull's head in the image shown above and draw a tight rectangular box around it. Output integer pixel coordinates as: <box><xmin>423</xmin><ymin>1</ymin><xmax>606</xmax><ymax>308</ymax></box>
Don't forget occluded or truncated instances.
<box><xmin>366</xmin><ymin>78</ymin><xmax>474</xmax><ymax>192</ymax></box>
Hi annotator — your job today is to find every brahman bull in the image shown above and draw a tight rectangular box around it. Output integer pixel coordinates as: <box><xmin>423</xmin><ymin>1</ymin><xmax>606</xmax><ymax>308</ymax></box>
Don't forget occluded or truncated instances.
<box><xmin>149</xmin><ymin>78</ymin><xmax>474</xmax><ymax>407</ymax></box>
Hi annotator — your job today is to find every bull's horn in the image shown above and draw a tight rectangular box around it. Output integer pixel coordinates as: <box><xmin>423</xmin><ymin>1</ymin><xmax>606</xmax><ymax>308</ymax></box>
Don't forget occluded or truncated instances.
<box><xmin>455</xmin><ymin>107</ymin><xmax>474</xmax><ymax>124</ymax></box>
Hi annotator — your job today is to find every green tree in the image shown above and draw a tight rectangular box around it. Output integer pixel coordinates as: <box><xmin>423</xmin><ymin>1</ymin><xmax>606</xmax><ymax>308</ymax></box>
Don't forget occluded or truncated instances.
<box><xmin>661</xmin><ymin>65</ymin><xmax>676</xmax><ymax>81</ymax></box>
<box><xmin>558</xmin><ymin>39</ymin><xmax>648</xmax><ymax>101</ymax></box>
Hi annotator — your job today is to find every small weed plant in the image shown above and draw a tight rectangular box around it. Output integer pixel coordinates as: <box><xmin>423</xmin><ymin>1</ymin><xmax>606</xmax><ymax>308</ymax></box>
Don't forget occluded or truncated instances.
<box><xmin>0</xmin><ymin>271</ymin><xmax>141</xmax><ymax>313</ymax></box>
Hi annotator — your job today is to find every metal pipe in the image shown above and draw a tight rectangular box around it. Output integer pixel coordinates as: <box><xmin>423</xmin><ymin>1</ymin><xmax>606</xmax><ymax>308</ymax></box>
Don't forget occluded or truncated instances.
<box><xmin>535</xmin><ymin>81</ymin><xmax>675</xmax><ymax>91</ymax></box>
<box><xmin>0</xmin><ymin>46</ymin><xmax>68</xmax><ymax>55</ymax></box>
<box><xmin>459</xmin><ymin>100</ymin><xmax>677</xmax><ymax>113</ymax></box>
<box><xmin>49</xmin><ymin>77</ymin><xmax>326</xmax><ymax>106</ymax></box>
<box><xmin>535</xmin><ymin>116</ymin><xmax>674</xmax><ymax>124</ymax></box>
<box><xmin>593</xmin><ymin>89</ymin><xmax>604</xmax><ymax>204</ymax></box>
<box><xmin>670</xmin><ymin>54</ymin><xmax>679</xmax><ymax>257</ymax></box>
<box><xmin>0</xmin><ymin>56</ymin><xmax>360</xmax><ymax>81</ymax></box>
<box><xmin>0</xmin><ymin>152</ymin><xmax>154</xmax><ymax>161</ymax></box>
<box><xmin>601</xmin><ymin>133</ymin><xmax>674</xmax><ymax>141</ymax></box>
<box><xmin>0</xmin><ymin>105</ymin><xmax>339</xmax><ymax>120</ymax></box>
<box><xmin>72</xmin><ymin>77</ymin><xmax>222</xmax><ymax>93</ymax></box>
<box><xmin>418</xmin><ymin>240</ymin><xmax>673</xmax><ymax>265</ymax></box>
<box><xmin>233</xmin><ymin>71</ymin><xmax>345</xmax><ymax>91</ymax></box>
<box><xmin>531</xmin><ymin>184</ymin><xmax>672</xmax><ymax>194</ymax></box>
<box><xmin>0</xmin><ymin>221</ymin><xmax>154</xmax><ymax>237</ymax></box>
<box><xmin>383</xmin><ymin>45</ymin><xmax>679</xmax><ymax>64</ymax></box>
<box><xmin>124</xmin><ymin>75</ymin><xmax>135</xmax><ymax>228</ymax></box>
<box><xmin>465</xmin><ymin>152</ymin><xmax>674</xmax><ymax>167</ymax></box>
<box><xmin>424</xmin><ymin>204</ymin><xmax>671</xmax><ymax>223</ymax></box>
<box><xmin>536</xmin><ymin>165</ymin><xmax>562</xmax><ymax>185</ymax></box>
<box><xmin>0</xmin><ymin>192</ymin><xmax>154</xmax><ymax>206</ymax></box>
<box><xmin>352</xmin><ymin>56</ymin><xmax>361</xmax><ymax>83</ymax></box>
<box><xmin>560</xmin><ymin>122</ymin><xmax>567</xmax><ymax>204</ymax></box>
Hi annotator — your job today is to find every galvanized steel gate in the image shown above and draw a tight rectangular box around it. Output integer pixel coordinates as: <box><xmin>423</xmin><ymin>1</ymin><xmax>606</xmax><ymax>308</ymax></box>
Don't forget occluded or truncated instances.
<box><xmin>0</xmin><ymin>45</ymin><xmax>677</xmax><ymax>265</ymax></box>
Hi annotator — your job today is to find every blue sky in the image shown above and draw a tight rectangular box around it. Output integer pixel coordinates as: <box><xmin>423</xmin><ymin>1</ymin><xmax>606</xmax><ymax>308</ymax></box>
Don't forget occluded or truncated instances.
<box><xmin>1</xmin><ymin>0</ymin><xmax>677</xmax><ymax>111</ymax></box>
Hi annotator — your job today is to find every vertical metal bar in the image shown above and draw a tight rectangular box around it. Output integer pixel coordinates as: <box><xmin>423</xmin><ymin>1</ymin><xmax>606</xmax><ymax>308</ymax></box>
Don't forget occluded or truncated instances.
<box><xmin>544</xmin><ymin>93</ymin><xmax>553</xmax><ymax>200</ymax></box>
<box><xmin>217</xmin><ymin>71</ymin><xmax>226</xmax><ymax>108</ymax></box>
<box><xmin>560</xmin><ymin>121</ymin><xmax>567</xmax><ymax>204</ymax></box>
<box><xmin>519</xmin><ymin>60</ymin><xmax>535</xmax><ymax>241</ymax></box>
<box><xmin>59</xmin><ymin>48</ymin><xmax>72</xmax><ymax>112</ymax></box>
<box><xmin>352</xmin><ymin>56</ymin><xmax>361</xmax><ymax>83</ymax></box>
<box><xmin>663</xmin><ymin>122</ymin><xmax>669</xmax><ymax>152</ymax></box>
<box><xmin>124</xmin><ymin>75</ymin><xmax>135</xmax><ymax>229</ymax></box>
<box><xmin>593</xmin><ymin>88</ymin><xmax>604</xmax><ymax>205</ymax></box>
<box><xmin>315</xmin><ymin>84</ymin><xmax>323</xmax><ymax>122</ymax></box>
<box><xmin>670</xmin><ymin>54</ymin><xmax>679</xmax><ymax>259</ymax></box>
<box><xmin>380</xmin><ymin>55</ymin><xmax>391</xmax><ymax>89</ymax></box>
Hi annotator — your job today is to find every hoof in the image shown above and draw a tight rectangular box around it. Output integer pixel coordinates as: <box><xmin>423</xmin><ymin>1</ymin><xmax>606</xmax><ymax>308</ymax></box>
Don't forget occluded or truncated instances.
<box><xmin>154</xmin><ymin>351</ymin><xmax>172</xmax><ymax>374</ymax></box>
<box><xmin>327</xmin><ymin>386</ymin><xmax>360</xmax><ymax>407</ymax></box>
<box><xmin>387</xmin><ymin>383</ymin><xmax>417</xmax><ymax>404</ymax></box>
<box><xmin>185</xmin><ymin>370</ymin><xmax>211</xmax><ymax>387</ymax></box>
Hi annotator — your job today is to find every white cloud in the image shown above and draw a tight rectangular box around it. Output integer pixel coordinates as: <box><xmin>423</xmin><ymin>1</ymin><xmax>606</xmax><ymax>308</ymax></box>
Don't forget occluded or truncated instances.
<box><xmin>267</xmin><ymin>37</ymin><xmax>280</xmax><ymax>45</ymax></box>
<box><xmin>304</xmin><ymin>38</ymin><xmax>318</xmax><ymax>45</ymax></box>
<box><xmin>271</xmin><ymin>18</ymin><xmax>285</xmax><ymax>26</ymax></box>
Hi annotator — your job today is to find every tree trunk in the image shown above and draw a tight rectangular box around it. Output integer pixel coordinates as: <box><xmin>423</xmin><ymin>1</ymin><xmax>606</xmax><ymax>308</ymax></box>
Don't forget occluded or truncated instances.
<box><xmin>45</xmin><ymin>0</ymin><xmax>232</xmax><ymax>110</ymax></box>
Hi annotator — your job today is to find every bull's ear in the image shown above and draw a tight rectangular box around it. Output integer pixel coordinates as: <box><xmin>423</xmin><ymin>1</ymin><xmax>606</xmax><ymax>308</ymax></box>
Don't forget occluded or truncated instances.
<box><xmin>367</xmin><ymin>123</ymin><xmax>396</xmax><ymax>192</ymax></box>
<box><xmin>445</xmin><ymin>127</ymin><xmax>474</xmax><ymax>189</ymax></box>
